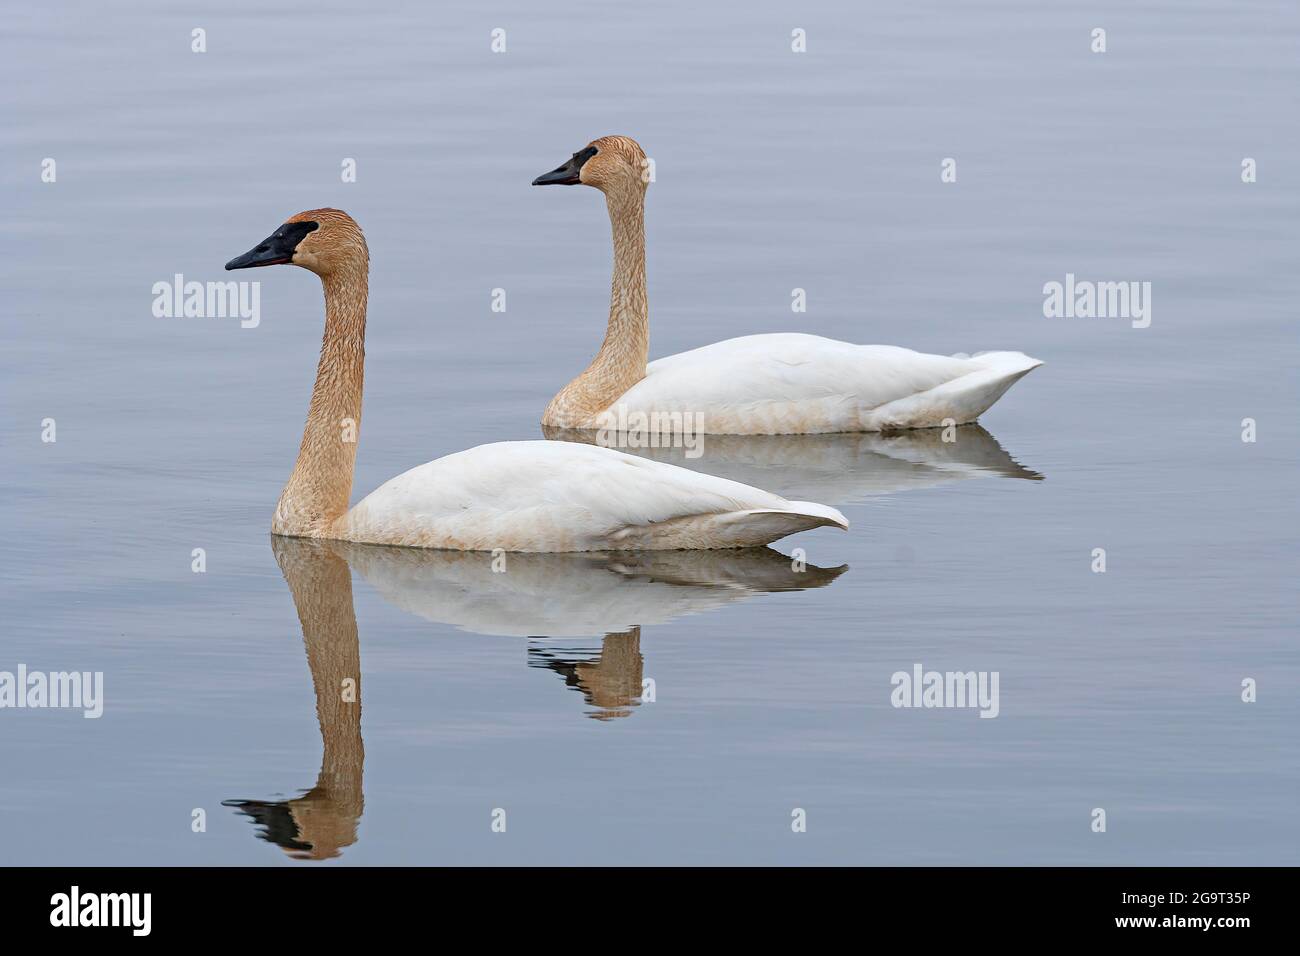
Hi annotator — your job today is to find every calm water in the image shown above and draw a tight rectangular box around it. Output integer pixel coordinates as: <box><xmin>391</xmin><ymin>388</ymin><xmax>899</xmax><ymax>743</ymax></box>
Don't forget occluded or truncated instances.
<box><xmin>2</xmin><ymin>0</ymin><xmax>1297</xmax><ymax>864</ymax></box>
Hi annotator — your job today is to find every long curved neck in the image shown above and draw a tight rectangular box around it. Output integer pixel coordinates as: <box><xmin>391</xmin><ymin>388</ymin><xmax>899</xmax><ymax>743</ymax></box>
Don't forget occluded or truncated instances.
<box><xmin>599</xmin><ymin>184</ymin><xmax>649</xmax><ymax>378</ymax></box>
<box><xmin>546</xmin><ymin>181</ymin><xmax>648</xmax><ymax>426</ymax></box>
<box><xmin>274</xmin><ymin>261</ymin><xmax>368</xmax><ymax>537</ymax></box>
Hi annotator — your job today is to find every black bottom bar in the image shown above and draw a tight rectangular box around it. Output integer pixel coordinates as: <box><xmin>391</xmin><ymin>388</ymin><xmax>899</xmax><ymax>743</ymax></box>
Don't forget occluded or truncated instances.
<box><xmin>0</xmin><ymin>866</ymin><xmax>1283</xmax><ymax>940</ymax></box>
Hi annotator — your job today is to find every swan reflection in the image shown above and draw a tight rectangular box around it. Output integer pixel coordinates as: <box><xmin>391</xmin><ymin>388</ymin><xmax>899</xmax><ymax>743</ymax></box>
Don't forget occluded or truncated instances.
<box><xmin>226</xmin><ymin>536</ymin><xmax>845</xmax><ymax>855</ymax></box>
<box><xmin>224</xmin><ymin>538</ymin><xmax>364</xmax><ymax>860</ymax></box>
<box><xmin>543</xmin><ymin>423</ymin><xmax>1042</xmax><ymax>505</ymax></box>
<box><xmin>332</xmin><ymin>541</ymin><xmax>845</xmax><ymax>638</ymax></box>
<box><xmin>529</xmin><ymin>627</ymin><xmax>645</xmax><ymax>720</ymax></box>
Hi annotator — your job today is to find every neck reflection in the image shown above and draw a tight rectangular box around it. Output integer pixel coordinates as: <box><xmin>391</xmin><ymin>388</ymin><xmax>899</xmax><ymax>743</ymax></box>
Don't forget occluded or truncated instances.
<box><xmin>529</xmin><ymin>627</ymin><xmax>645</xmax><ymax>720</ymax></box>
<box><xmin>225</xmin><ymin>537</ymin><xmax>364</xmax><ymax>860</ymax></box>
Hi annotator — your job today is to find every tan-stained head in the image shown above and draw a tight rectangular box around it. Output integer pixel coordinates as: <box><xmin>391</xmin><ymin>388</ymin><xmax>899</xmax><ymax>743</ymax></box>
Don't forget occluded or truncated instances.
<box><xmin>578</xmin><ymin>135</ymin><xmax>648</xmax><ymax>190</ymax></box>
<box><xmin>226</xmin><ymin>207</ymin><xmax>368</xmax><ymax>277</ymax></box>
<box><xmin>532</xmin><ymin>134</ymin><xmax>649</xmax><ymax>194</ymax></box>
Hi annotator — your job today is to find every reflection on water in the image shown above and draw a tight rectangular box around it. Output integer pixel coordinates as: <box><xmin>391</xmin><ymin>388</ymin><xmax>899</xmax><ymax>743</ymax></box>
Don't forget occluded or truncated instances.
<box><xmin>542</xmin><ymin>424</ymin><xmax>1042</xmax><ymax>504</ymax></box>
<box><xmin>332</xmin><ymin>539</ymin><xmax>846</xmax><ymax>638</ymax></box>
<box><xmin>227</xmin><ymin>536</ymin><xmax>845</xmax><ymax>857</ymax></box>
<box><xmin>529</xmin><ymin>627</ymin><xmax>645</xmax><ymax>721</ymax></box>
<box><xmin>224</xmin><ymin>538</ymin><xmax>365</xmax><ymax>861</ymax></box>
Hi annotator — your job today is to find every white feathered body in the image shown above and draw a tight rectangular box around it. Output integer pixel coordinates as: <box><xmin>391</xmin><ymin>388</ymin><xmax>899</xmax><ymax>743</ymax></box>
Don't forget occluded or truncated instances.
<box><xmin>332</xmin><ymin>440</ymin><xmax>846</xmax><ymax>552</ymax></box>
<box><xmin>582</xmin><ymin>333</ymin><xmax>1042</xmax><ymax>434</ymax></box>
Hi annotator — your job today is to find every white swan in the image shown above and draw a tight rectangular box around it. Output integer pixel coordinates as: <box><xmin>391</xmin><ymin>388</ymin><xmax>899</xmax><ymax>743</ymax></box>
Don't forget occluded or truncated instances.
<box><xmin>225</xmin><ymin>208</ymin><xmax>847</xmax><ymax>552</ymax></box>
<box><xmin>532</xmin><ymin>135</ymin><xmax>1043</xmax><ymax>434</ymax></box>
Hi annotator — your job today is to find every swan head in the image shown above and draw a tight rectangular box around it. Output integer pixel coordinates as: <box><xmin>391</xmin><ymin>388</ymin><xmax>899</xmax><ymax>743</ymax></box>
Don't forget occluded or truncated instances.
<box><xmin>532</xmin><ymin>135</ymin><xmax>648</xmax><ymax>194</ymax></box>
<box><xmin>225</xmin><ymin>208</ymin><xmax>367</xmax><ymax>276</ymax></box>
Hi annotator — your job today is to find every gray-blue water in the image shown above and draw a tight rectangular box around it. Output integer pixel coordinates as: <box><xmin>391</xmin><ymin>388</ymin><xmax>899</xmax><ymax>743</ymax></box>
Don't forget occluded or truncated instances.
<box><xmin>2</xmin><ymin>0</ymin><xmax>1296</xmax><ymax>864</ymax></box>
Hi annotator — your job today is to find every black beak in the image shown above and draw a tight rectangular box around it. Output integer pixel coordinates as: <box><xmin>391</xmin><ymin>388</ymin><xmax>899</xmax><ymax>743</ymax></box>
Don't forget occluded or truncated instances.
<box><xmin>532</xmin><ymin>146</ymin><xmax>598</xmax><ymax>186</ymax></box>
<box><xmin>225</xmin><ymin>220</ymin><xmax>319</xmax><ymax>271</ymax></box>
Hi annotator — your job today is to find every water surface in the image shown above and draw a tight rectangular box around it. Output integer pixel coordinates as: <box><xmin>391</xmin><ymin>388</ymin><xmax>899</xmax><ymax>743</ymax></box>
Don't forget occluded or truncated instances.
<box><xmin>1</xmin><ymin>0</ymin><xmax>1296</xmax><ymax>864</ymax></box>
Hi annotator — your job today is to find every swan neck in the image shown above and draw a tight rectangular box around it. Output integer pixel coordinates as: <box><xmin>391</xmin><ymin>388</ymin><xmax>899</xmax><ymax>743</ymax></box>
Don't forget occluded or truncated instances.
<box><xmin>544</xmin><ymin>183</ymin><xmax>648</xmax><ymax>427</ymax></box>
<box><xmin>598</xmin><ymin>185</ymin><xmax>649</xmax><ymax>381</ymax></box>
<box><xmin>274</xmin><ymin>264</ymin><xmax>368</xmax><ymax>536</ymax></box>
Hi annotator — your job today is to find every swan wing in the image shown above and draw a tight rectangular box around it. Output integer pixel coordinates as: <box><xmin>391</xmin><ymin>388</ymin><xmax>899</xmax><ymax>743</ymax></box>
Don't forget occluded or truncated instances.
<box><xmin>338</xmin><ymin>440</ymin><xmax>846</xmax><ymax>552</ymax></box>
<box><xmin>616</xmin><ymin>333</ymin><xmax>1041</xmax><ymax>433</ymax></box>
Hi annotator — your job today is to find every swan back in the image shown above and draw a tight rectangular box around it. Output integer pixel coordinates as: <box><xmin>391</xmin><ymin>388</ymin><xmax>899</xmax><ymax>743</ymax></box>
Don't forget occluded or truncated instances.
<box><xmin>337</xmin><ymin>441</ymin><xmax>846</xmax><ymax>552</ymax></box>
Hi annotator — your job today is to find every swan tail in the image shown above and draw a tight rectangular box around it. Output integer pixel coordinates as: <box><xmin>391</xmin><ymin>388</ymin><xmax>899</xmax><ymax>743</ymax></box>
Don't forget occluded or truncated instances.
<box><xmin>779</xmin><ymin>500</ymin><xmax>850</xmax><ymax>532</ymax></box>
<box><xmin>971</xmin><ymin>350</ymin><xmax>1045</xmax><ymax>378</ymax></box>
<box><xmin>610</xmin><ymin>501</ymin><xmax>847</xmax><ymax>550</ymax></box>
<box><xmin>862</xmin><ymin>351</ymin><xmax>1043</xmax><ymax>430</ymax></box>
<box><xmin>712</xmin><ymin>501</ymin><xmax>849</xmax><ymax>547</ymax></box>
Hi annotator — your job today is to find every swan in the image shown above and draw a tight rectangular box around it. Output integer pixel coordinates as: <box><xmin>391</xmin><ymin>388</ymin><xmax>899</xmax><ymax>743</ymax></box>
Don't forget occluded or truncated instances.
<box><xmin>224</xmin><ymin>208</ymin><xmax>847</xmax><ymax>551</ymax></box>
<box><xmin>532</xmin><ymin>135</ymin><xmax>1043</xmax><ymax>434</ymax></box>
